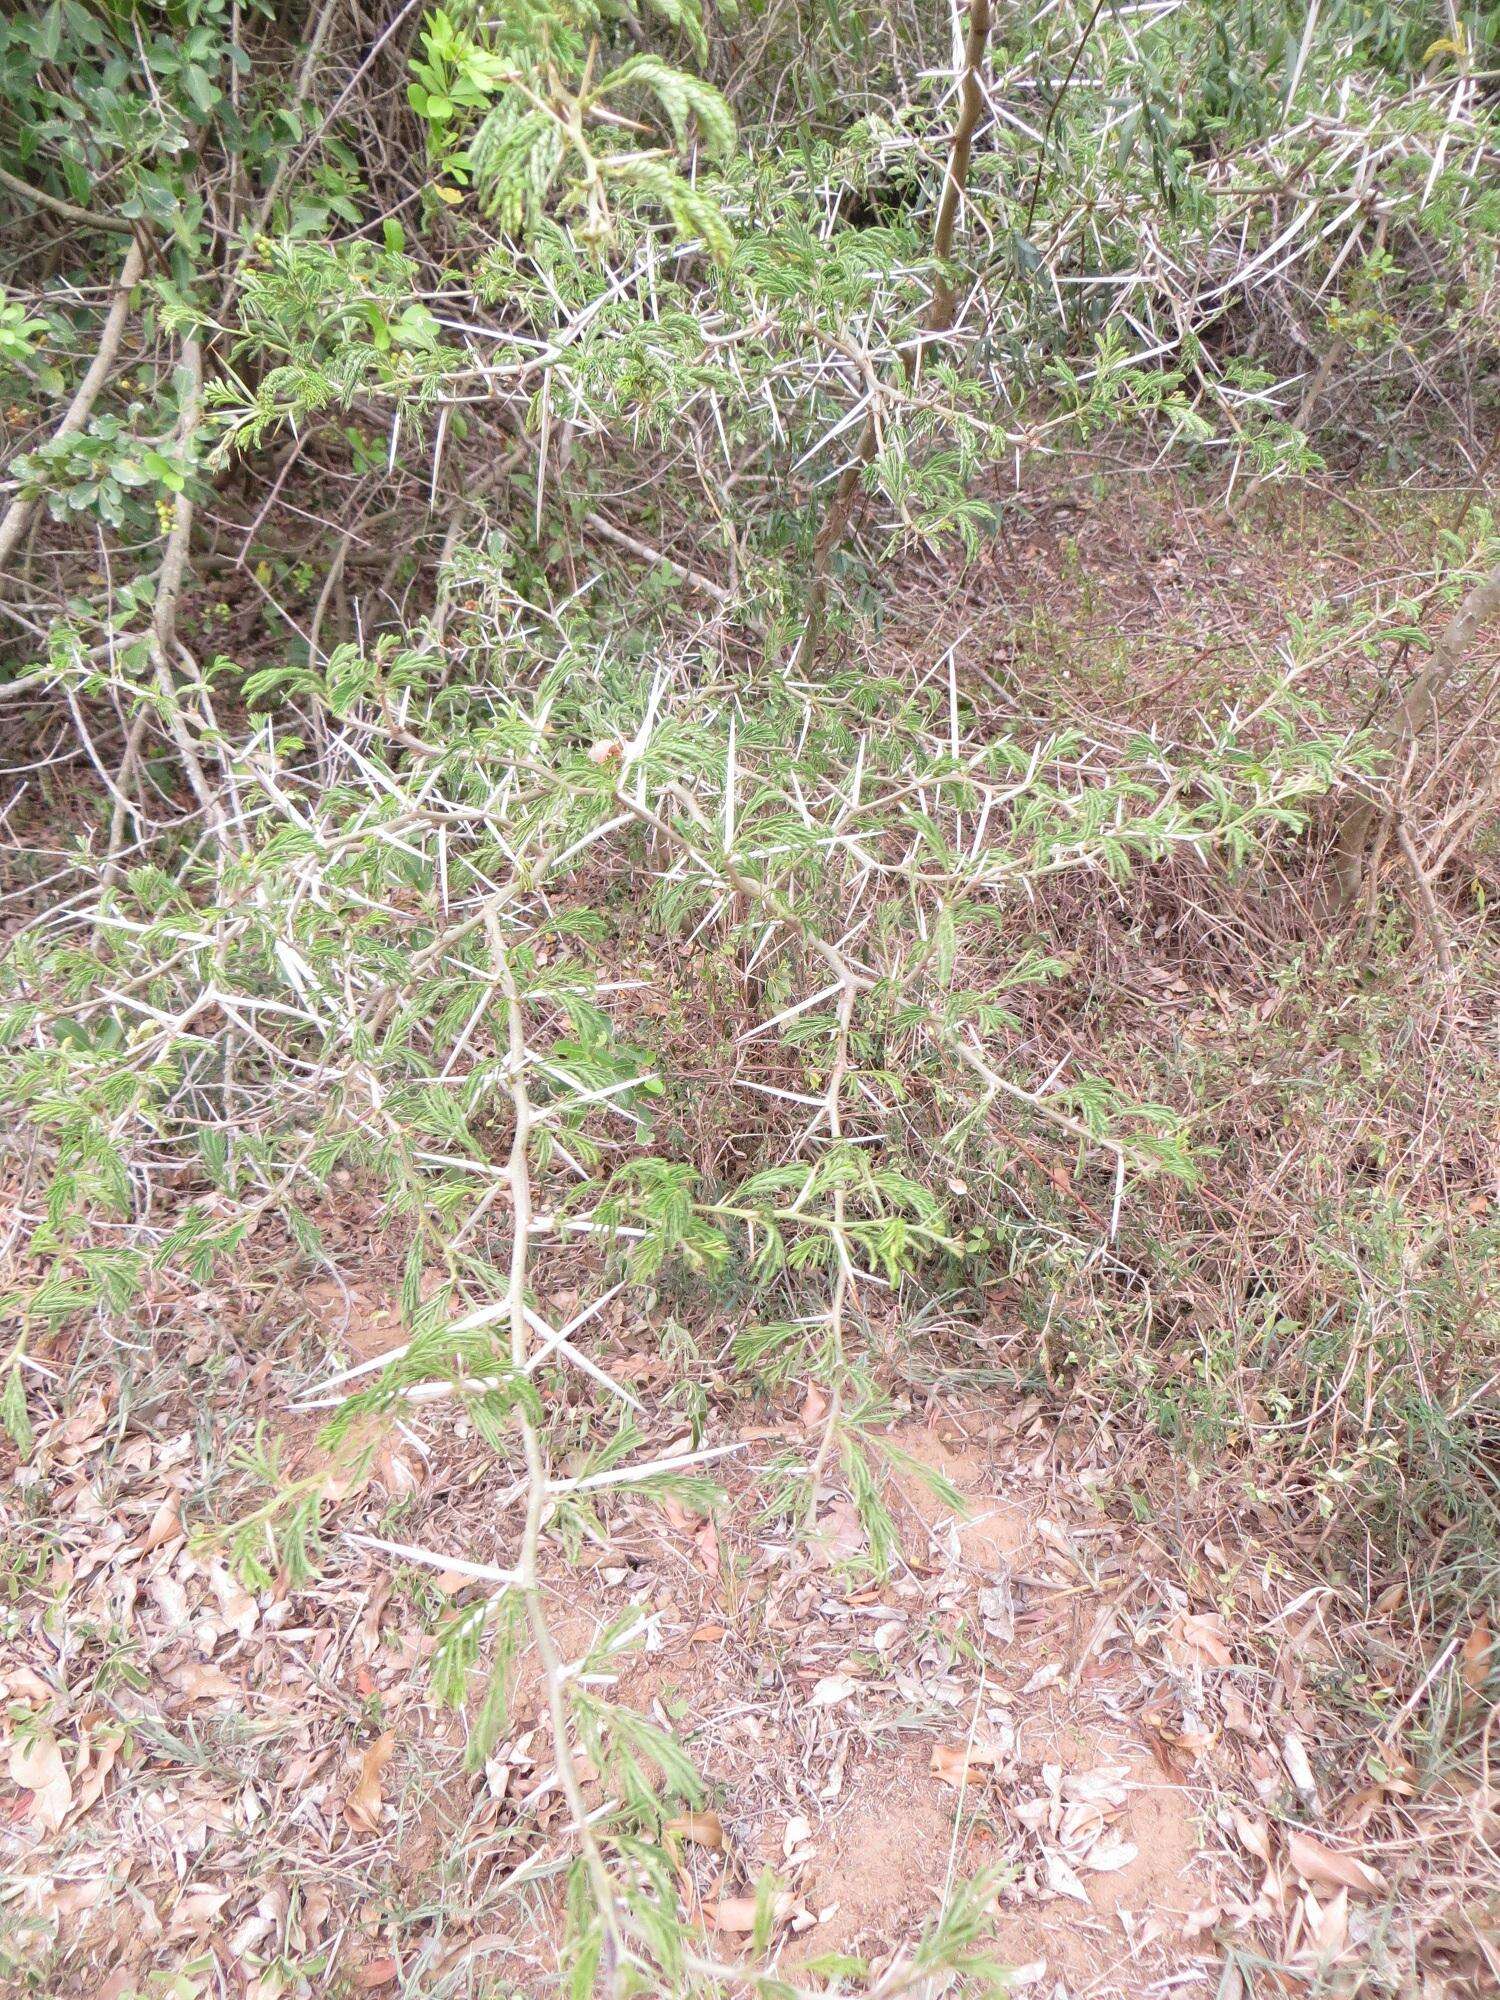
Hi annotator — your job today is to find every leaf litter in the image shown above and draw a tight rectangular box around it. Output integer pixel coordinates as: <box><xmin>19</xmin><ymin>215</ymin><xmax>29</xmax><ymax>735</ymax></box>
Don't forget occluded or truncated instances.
<box><xmin>0</xmin><ymin>1299</ymin><xmax>1465</xmax><ymax>1997</ymax></box>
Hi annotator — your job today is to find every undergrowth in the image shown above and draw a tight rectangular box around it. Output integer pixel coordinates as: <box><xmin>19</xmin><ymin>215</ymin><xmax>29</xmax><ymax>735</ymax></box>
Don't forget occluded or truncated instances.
<box><xmin>2</xmin><ymin>2</ymin><xmax>1498</xmax><ymax>1993</ymax></box>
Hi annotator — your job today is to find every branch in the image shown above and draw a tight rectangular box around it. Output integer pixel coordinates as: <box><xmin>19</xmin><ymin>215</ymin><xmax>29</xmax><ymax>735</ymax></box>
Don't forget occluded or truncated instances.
<box><xmin>1021</xmin><ymin>0</ymin><xmax>1108</xmax><ymax>239</ymax></box>
<box><xmin>927</xmin><ymin>0</ymin><xmax>992</xmax><ymax>336</ymax></box>
<box><xmin>147</xmin><ymin>334</ymin><xmax>226</xmax><ymax>838</ymax></box>
<box><xmin>584</xmin><ymin>509</ymin><xmax>734</xmax><ymax>608</ymax></box>
<box><xmin>0</xmin><ymin>163</ymin><xmax>134</xmax><ymax>235</ymax></box>
<box><xmin>0</xmin><ymin>236</ymin><xmax>146</xmax><ymax>574</ymax></box>
<box><xmin>1334</xmin><ymin>554</ymin><xmax>1500</xmax><ymax>900</ymax></box>
<box><xmin>488</xmin><ymin>914</ymin><xmax>626</xmax><ymax>1992</ymax></box>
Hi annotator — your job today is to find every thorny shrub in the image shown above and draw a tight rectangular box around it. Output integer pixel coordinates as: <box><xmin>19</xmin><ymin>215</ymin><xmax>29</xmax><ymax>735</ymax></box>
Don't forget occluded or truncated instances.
<box><xmin>1</xmin><ymin>2</ymin><xmax>1497</xmax><ymax>1991</ymax></box>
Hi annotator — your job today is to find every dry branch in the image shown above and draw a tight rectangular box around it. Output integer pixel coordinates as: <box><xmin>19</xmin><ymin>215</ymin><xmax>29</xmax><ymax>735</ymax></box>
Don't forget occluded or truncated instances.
<box><xmin>1334</xmin><ymin>554</ymin><xmax>1500</xmax><ymax>902</ymax></box>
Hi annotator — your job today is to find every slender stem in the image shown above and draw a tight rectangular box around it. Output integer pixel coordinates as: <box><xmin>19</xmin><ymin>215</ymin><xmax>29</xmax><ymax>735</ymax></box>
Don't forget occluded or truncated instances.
<box><xmin>147</xmin><ymin>335</ymin><xmax>223</xmax><ymax>837</ymax></box>
<box><xmin>1021</xmin><ymin>0</ymin><xmax>1109</xmax><ymax>240</ymax></box>
<box><xmin>928</xmin><ymin>0</ymin><xmax>993</xmax><ymax>336</ymax></box>
<box><xmin>802</xmin><ymin>973</ymin><xmax>856</xmax><ymax>1523</ymax></box>
<box><xmin>0</xmin><ymin>163</ymin><xmax>134</xmax><ymax>234</ymax></box>
<box><xmin>488</xmin><ymin>913</ymin><xmax>624</xmax><ymax>1992</ymax></box>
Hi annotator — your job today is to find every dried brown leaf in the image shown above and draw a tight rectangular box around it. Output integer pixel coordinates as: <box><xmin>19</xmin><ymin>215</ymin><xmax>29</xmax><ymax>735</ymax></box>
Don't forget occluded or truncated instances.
<box><xmin>1178</xmin><ymin>1612</ymin><xmax>1234</xmax><ymax>1668</ymax></box>
<box><xmin>344</xmin><ymin>1730</ymin><xmax>395</xmax><ymax>1833</ymax></box>
<box><xmin>9</xmin><ymin>1728</ymin><xmax>73</xmax><ymax>1832</ymax></box>
<box><xmin>1285</xmin><ymin>1829</ymin><xmax>1386</xmax><ymax>1897</ymax></box>
<box><xmin>73</xmin><ymin>1731</ymin><xmax>121</xmax><ymax>1815</ymax></box>
<box><xmin>931</xmin><ymin>1741</ymin><xmax>999</xmax><ymax>1790</ymax></box>
<box><xmin>1460</xmin><ymin>1618</ymin><xmax>1493</xmax><ymax>1700</ymax></box>
<box><xmin>810</xmin><ymin>1498</ymin><xmax>864</xmax><ymax>1566</ymax></box>
<box><xmin>352</xmin><ymin>1958</ymin><xmax>398</xmax><ymax>1989</ymax></box>
<box><xmin>1303</xmin><ymin>1884</ymin><xmax>1350</xmax><ymax>1960</ymax></box>
<box><xmin>705</xmin><ymin>1892</ymin><xmax>791</xmax><ymax>1933</ymax></box>
<box><xmin>1282</xmin><ymin>1731</ymin><xmax>1321</xmax><ymax>1810</ymax></box>
<box><xmin>1080</xmin><ymin>1833</ymin><xmax>1138</xmax><ymax>1873</ymax></box>
<box><xmin>209</xmin><ymin>1562</ymin><xmax>258</xmax><ymax>1638</ymax></box>
<box><xmin>142</xmin><ymin>1492</ymin><xmax>184</xmax><ymax>1553</ymax></box>
<box><xmin>1042</xmin><ymin>1849</ymin><xmax>1090</xmax><ymax>1903</ymax></box>
<box><xmin>171</xmin><ymin>1661</ymin><xmax>240</xmax><ymax>1704</ymax></box>
<box><xmin>1020</xmin><ymin>1661</ymin><xmax>1063</xmax><ymax>1695</ymax></box>
<box><xmin>666</xmin><ymin>1811</ymin><xmax>724</xmax><ymax>1851</ymax></box>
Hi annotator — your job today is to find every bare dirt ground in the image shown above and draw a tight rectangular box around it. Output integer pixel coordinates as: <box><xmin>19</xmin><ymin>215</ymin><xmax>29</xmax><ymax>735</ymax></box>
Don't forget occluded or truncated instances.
<box><xmin>1</xmin><ymin>1266</ymin><xmax>1417</xmax><ymax>1999</ymax></box>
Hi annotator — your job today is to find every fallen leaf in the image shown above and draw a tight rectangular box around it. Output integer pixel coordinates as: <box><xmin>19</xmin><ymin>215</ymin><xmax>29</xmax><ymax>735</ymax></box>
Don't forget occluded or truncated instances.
<box><xmin>688</xmin><ymin>1623</ymin><xmax>727</xmax><ymax>1644</ymax></box>
<box><xmin>42</xmin><ymin>1876</ymin><xmax>109</xmax><ymax>1919</ymax></box>
<box><xmin>1221</xmin><ymin>1686</ymin><xmax>1258</xmax><ymax>1738</ymax></box>
<box><xmin>1</xmin><ymin>1666</ymin><xmax>53</xmax><ymax>1707</ymax></box>
<box><xmin>809</xmin><ymin>1499</ymin><xmax>864</xmax><ymax>1566</ymax></box>
<box><xmin>9</xmin><ymin>1729</ymin><xmax>72</xmax><ymax>1832</ymax></box>
<box><xmin>1081</xmin><ymin>1833</ymin><xmax>1138</xmax><ymax>1873</ymax></box>
<box><xmin>799</xmin><ymin>1381</ymin><xmax>829</xmax><ymax>1429</ymax></box>
<box><xmin>1140</xmin><ymin>1710</ymin><xmax>1196</xmax><ymax>1777</ymax></box>
<box><xmin>931</xmin><ymin>1741</ymin><xmax>1000</xmax><ymax>1789</ymax></box>
<box><xmin>142</xmin><ymin>1491</ymin><xmax>184</xmax><ymax>1553</ymax></box>
<box><xmin>344</xmin><ymin>1731</ymin><xmax>395</xmax><ymax>1833</ymax></box>
<box><xmin>1042</xmin><ymin>1849</ymin><xmax>1090</xmax><ymax>1903</ymax></box>
<box><xmin>705</xmin><ymin>1893</ymin><xmax>791</xmax><ymax>1933</ymax></box>
<box><xmin>977</xmin><ymin>1577</ymin><xmax>1016</xmax><ymax>1644</ymax></box>
<box><xmin>1303</xmin><ymin>1884</ymin><xmax>1350</xmax><ymax>1960</ymax></box>
<box><xmin>373</xmin><ymin>1439</ymin><xmax>423</xmax><ymax>1498</ymax></box>
<box><xmin>817</xmin><ymin>1744</ymin><xmax>846</xmax><ymax>1802</ymax></box>
<box><xmin>57</xmin><ymin>1397</ymin><xmax>109</xmax><ymax>1451</ymax></box>
<box><xmin>692</xmin><ymin>1518</ymin><xmax>720</xmax><ymax>1575</ymax></box>
<box><xmin>73</xmin><ymin>1731</ymin><xmax>121</xmax><ymax>1814</ymax></box>
<box><xmin>1060</xmin><ymin>1796</ymin><xmax>1108</xmax><ymax>1842</ymax></box>
<box><xmin>809</xmin><ymin>1674</ymin><xmax>857</xmax><ymax>1708</ymax></box>
<box><xmin>149</xmin><ymin>1572</ymin><xmax>190</xmax><ymax>1628</ymax></box>
<box><xmin>353</xmin><ymin>1958</ymin><xmax>399</xmax><ymax>1989</ymax></box>
<box><xmin>1177</xmin><ymin>1612</ymin><xmax>1234</xmax><ymax>1668</ymax></box>
<box><xmin>171</xmin><ymin>1661</ymin><xmax>239</xmax><ymax>1704</ymax></box>
<box><xmin>1232</xmin><ymin>1811</ymin><xmax>1272</xmax><ymax>1864</ymax></box>
<box><xmin>1285</xmin><ymin>1829</ymin><xmax>1386</xmax><ymax>1897</ymax></box>
<box><xmin>1282</xmin><ymin>1731</ymin><xmax>1321</xmax><ymax>1811</ymax></box>
<box><xmin>1021</xmin><ymin>1661</ymin><xmax>1063</xmax><ymax>1695</ymax></box>
<box><xmin>209</xmin><ymin>1563</ymin><xmax>258</xmax><ymax>1638</ymax></box>
<box><xmin>1460</xmin><ymin>1618</ymin><xmax>1493</xmax><ymax>1700</ymax></box>
<box><xmin>1063</xmin><ymin>1763</ymin><xmax>1130</xmax><ymax>1804</ymax></box>
<box><xmin>170</xmin><ymin>1886</ymin><xmax>234</xmax><ymax>1936</ymax></box>
<box><xmin>666</xmin><ymin>1811</ymin><xmax>724</xmax><ymax>1851</ymax></box>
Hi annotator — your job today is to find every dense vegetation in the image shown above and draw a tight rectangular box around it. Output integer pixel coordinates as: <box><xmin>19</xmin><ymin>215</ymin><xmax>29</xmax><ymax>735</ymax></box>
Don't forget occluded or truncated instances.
<box><xmin>1</xmin><ymin>4</ymin><xmax>1496</xmax><ymax>1995</ymax></box>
